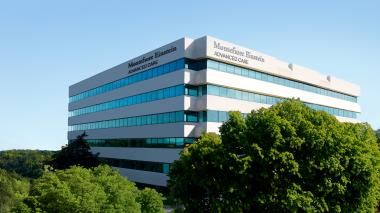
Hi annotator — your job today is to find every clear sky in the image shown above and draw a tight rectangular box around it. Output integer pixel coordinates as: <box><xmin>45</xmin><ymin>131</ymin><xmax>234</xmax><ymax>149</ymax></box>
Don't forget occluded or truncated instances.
<box><xmin>0</xmin><ymin>0</ymin><xmax>379</xmax><ymax>150</ymax></box>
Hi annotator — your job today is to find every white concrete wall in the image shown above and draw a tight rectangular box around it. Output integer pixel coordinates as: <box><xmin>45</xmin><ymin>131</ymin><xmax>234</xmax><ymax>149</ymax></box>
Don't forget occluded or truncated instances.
<box><xmin>116</xmin><ymin>167</ymin><xmax>168</xmax><ymax>187</ymax></box>
<box><xmin>69</xmin><ymin>38</ymin><xmax>186</xmax><ymax>96</ymax></box>
<box><xmin>69</xmin><ymin>123</ymin><xmax>184</xmax><ymax>140</ymax></box>
<box><xmin>92</xmin><ymin>147</ymin><xmax>182</xmax><ymax>163</ymax></box>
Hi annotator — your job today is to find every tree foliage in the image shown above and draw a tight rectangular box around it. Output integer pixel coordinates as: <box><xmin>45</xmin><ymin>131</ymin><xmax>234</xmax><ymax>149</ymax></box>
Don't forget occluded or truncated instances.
<box><xmin>0</xmin><ymin>150</ymin><xmax>53</xmax><ymax>178</ymax></box>
<box><xmin>13</xmin><ymin>165</ymin><xmax>164</xmax><ymax>213</ymax></box>
<box><xmin>137</xmin><ymin>188</ymin><xmax>165</xmax><ymax>213</ymax></box>
<box><xmin>49</xmin><ymin>132</ymin><xmax>101</xmax><ymax>170</ymax></box>
<box><xmin>0</xmin><ymin>169</ymin><xmax>29</xmax><ymax>213</ymax></box>
<box><xmin>169</xmin><ymin>100</ymin><xmax>380</xmax><ymax>212</ymax></box>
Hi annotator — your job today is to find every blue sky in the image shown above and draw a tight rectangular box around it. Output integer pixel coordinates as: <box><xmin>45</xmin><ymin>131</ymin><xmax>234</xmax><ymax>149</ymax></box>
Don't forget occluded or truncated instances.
<box><xmin>0</xmin><ymin>0</ymin><xmax>379</xmax><ymax>150</ymax></box>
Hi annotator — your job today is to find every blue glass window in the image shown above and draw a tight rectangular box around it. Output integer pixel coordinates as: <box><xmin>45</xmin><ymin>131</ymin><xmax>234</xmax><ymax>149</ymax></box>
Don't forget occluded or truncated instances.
<box><xmin>207</xmin><ymin>110</ymin><xmax>219</xmax><ymax>122</ymax></box>
<box><xmin>207</xmin><ymin>60</ymin><xmax>219</xmax><ymax>70</ymax></box>
<box><xmin>163</xmin><ymin>164</ymin><xmax>170</xmax><ymax>174</ymax></box>
<box><xmin>176</xmin><ymin>111</ymin><xmax>184</xmax><ymax>122</ymax></box>
<box><xmin>185</xmin><ymin>85</ymin><xmax>198</xmax><ymax>96</ymax></box>
<box><xmin>185</xmin><ymin>112</ymin><xmax>198</xmax><ymax>122</ymax></box>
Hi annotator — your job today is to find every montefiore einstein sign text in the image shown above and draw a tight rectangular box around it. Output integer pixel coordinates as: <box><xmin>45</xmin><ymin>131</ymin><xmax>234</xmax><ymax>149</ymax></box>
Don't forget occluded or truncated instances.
<box><xmin>127</xmin><ymin>46</ymin><xmax>177</xmax><ymax>74</ymax></box>
<box><xmin>213</xmin><ymin>41</ymin><xmax>265</xmax><ymax>65</ymax></box>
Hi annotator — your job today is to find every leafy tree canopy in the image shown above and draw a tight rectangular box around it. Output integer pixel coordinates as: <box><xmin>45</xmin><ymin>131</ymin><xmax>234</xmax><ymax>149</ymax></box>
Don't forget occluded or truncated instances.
<box><xmin>49</xmin><ymin>132</ymin><xmax>101</xmax><ymax>170</ymax></box>
<box><xmin>0</xmin><ymin>169</ymin><xmax>29</xmax><ymax>213</ymax></box>
<box><xmin>137</xmin><ymin>188</ymin><xmax>165</xmax><ymax>213</ymax></box>
<box><xmin>0</xmin><ymin>150</ymin><xmax>53</xmax><ymax>178</ymax></box>
<box><xmin>13</xmin><ymin>165</ymin><xmax>164</xmax><ymax>213</ymax></box>
<box><xmin>169</xmin><ymin>100</ymin><xmax>380</xmax><ymax>212</ymax></box>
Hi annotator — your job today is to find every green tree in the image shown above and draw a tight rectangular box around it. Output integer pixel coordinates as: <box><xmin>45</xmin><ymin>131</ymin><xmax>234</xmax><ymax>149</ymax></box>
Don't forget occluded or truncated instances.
<box><xmin>137</xmin><ymin>188</ymin><xmax>165</xmax><ymax>213</ymax></box>
<box><xmin>169</xmin><ymin>100</ymin><xmax>380</xmax><ymax>212</ymax></box>
<box><xmin>168</xmin><ymin>133</ymin><xmax>233</xmax><ymax>212</ymax></box>
<box><xmin>0</xmin><ymin>169</ymin><xmax>29</xmax><ymax>213</ymax></box>
<box><xmin>13</xmin><ymin>165</ymin><xmax>164</xmax><ymax>213</ymax></box>
<box><xmin>50</xmin><ymin>132</ymin><xmax>101</xmax><ymax>170</ymax></box>
<box><xmin>0</xmin><ymin>150</ymin><xmax>53</xmax><ymax>178</ymax></box>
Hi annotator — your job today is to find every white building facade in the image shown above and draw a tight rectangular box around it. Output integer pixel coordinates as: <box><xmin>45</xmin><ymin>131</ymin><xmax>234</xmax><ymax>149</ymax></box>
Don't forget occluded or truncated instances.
<box><xmin>68</xmin><ymin>36</ymin><xmax>360</xmax><ymax>187</ymax></box>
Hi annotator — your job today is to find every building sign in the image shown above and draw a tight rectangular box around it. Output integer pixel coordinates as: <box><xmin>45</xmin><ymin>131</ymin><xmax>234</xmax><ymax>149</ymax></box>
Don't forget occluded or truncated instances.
<box><xmin>209</xmin><ymin>38</ymin><xmax>265</xmax><ymax>67</ymax></box>
<box><xmin>127</xmin><ymin>46</ymin><xmax>177</xmax><ymax>74</ymax></box>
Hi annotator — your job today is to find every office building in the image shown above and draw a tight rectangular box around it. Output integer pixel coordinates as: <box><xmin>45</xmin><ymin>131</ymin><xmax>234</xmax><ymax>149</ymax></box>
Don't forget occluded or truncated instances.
<box><xmin>68</xmin><ymin>36</ymin><xmax>360</xmax><ymax>186</ymax></box>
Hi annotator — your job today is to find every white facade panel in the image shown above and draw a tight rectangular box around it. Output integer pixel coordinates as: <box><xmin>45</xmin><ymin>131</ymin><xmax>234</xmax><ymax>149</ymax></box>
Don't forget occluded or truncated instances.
<box><xmin>184</xmin><ymin>123</ymin><xmax>202</xmax><ymax>138</ymax></box>
<box><xmin>68</xmin><ymin>123</ymin><xmax>187</xmax><ymax>140</ymax></box>
<box><xmin>70</xmin><ymin>38</ymin><xmax>186</xmax><ymax>96</ymax></box>
<box><xmin>92</xmin><ymin>147</ymin><xmax>182</xmax><ymax>163</ymax></box>
<box><xmin>116</xmin><ymin>167</ymin><xmax>168</xmax><ymax>187</ymax></box>
<box><xmin>185</xmin><ymin>69</ymin><xmax>207</xmax><ymax>85</ymax></box>
<box><xmin>206</xmin><ymin>95</ymin><xmax>269</xmax><ymax>113</ymax></box>
<box><xmin>336</xmin><ymin>116</ymin><xmax>361</xmax><ymax>123</ymax></box>
<box><xmin>184</xmin><ymin>96</ymin><xmax>207</xmax><ymax>111</ymax></box>
<box><xmin>204</xmin><ymin>36</ymin><xmax>360</xmax><ymax>96</ymax></box>
<box><xmin>206</xmin><ymin>122</ymin><xmax>223</xmax><ymax>134</ymax></box>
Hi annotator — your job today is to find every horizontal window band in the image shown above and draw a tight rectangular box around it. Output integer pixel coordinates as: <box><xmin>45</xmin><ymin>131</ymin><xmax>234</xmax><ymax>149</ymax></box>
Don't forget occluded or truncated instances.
<box><xmin>69</xmin><ymin>85</ymin><xmax>182</xmax><ymax>117</ymax></box>
<box><xmin>69</xmin><ymin>84</ymin><xmax>202</xmax><ymax>117</ymax></box>
<box><xmin>74</xmin><ymin>137</ymin><xmax>196</xmax><ymax>148</ymax></box>
<box><xmin>205</xmin><ymin>84</ymin><xmax>358</xmax><ymax>119</ymax></box>
<box><xmin>68</xmin><ymin>83</ymin><xmax>355</xmax><ymax>124</ymax></box>
<box><xmin>203</xmin><ymin>59</ymin><xmax>357</xmax><ymax>103</ymax></box>
<box><xmin>69</xmin><ymin>58</ymin><xmax>186</xmax><ymax>103</ymax></box>
<box><xmin>100</xmin><ymin>157</ymin><xmax>170</xmax><ymax>174</ymax></box>
<box><xmin>68</xmin><ymin>111</ymin><xmax>198</xmax><ymax>132</ymax></box>
<box><xmin>68</xmin><ymin>102</ymin><xmax>356</xmax><ymax>132</ymax></box>
<box><xmin>69</xmin><ymin>58</ymin><xmax>357</xmax><ymax>105</ymax></box>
